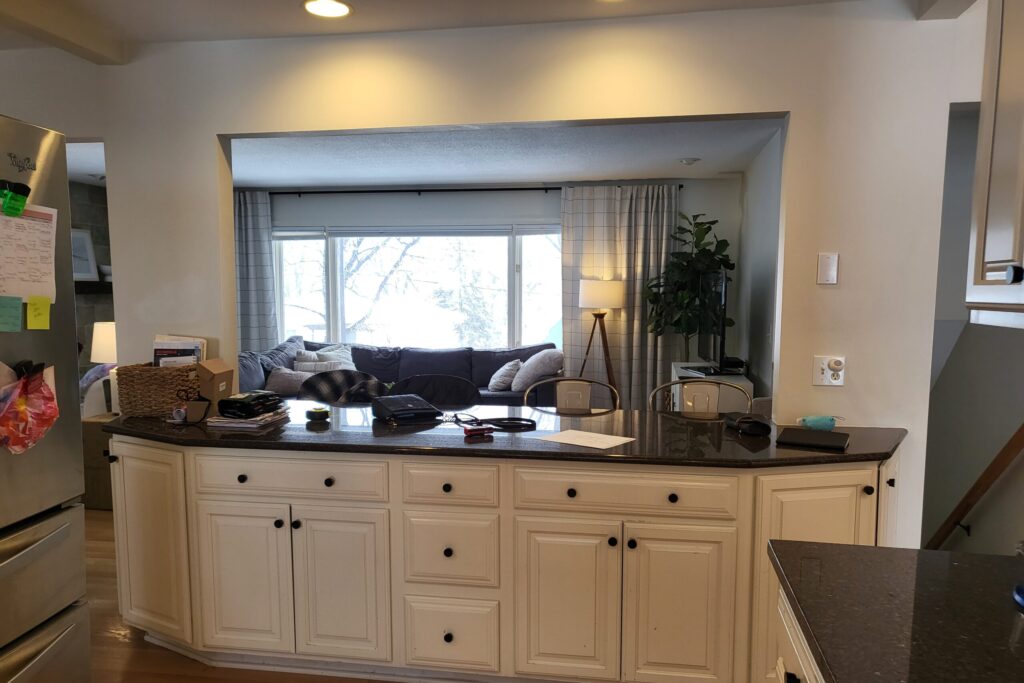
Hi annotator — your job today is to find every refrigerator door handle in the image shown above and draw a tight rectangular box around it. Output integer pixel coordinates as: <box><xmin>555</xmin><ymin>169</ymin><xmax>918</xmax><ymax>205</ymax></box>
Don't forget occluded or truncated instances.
<box><xmin>0</xmin><ymin>522</ymin><xmax>70</xmax><ymax>578</ymax></box>
<box><xmin>4</xmin><ymin>622</ymin><xmax>77</xmax><ymax>683</ymax></box>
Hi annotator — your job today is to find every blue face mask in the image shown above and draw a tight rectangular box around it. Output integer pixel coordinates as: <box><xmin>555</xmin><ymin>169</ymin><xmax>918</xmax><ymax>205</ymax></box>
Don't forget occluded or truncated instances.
<box><xmin>797</xmin><ymin>415</ymin><xmax>843</xmax><ymax>431</ymax></box>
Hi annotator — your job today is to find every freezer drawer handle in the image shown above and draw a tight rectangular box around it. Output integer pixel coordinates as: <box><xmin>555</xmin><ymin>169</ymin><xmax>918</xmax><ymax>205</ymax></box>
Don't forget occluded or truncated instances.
<box><xmin>5</xmin><ymin>622</ymin><xmax>77</xmax><ymax>683</ymax></box>
<box><xmin>0</xmin><ymin>522</ymin><xmax>71</xmax><ymax>578</ymax></box>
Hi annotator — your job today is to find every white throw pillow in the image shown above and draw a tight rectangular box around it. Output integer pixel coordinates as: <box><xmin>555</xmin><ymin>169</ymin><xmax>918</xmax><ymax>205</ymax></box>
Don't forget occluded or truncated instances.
<box><xmin>294</xmin><ymin>344</ymin><xmax>356</xmax><ymax>373</ymax></box>
<box><xmin>511</xmin><ymin>349</ymin><xmax>564</xmax><ymax>392</ymax></box>
<box><xmin>488</xmin><ymin>359</ymin><xmax>522</xmax><ymax>391</ymax></box>
<box><xmin>265</xmin><ymin>367</ymin><xmax>313</xmax><ymax>397</ymax></box>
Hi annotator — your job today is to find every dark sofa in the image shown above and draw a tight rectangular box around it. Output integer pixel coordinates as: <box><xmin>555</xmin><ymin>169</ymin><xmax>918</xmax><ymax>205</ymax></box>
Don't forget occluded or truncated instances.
<box><xmin>239</xmin><ymin>339</ymin><xmax>560</xmax><ymax>406</ymax></box>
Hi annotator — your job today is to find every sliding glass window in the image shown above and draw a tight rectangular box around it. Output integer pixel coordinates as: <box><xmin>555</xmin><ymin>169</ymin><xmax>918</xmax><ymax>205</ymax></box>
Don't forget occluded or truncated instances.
<box><xmin>273</xmin><ymin>226</ymin><xmax>561</xmax><ymax>349</ymax></box>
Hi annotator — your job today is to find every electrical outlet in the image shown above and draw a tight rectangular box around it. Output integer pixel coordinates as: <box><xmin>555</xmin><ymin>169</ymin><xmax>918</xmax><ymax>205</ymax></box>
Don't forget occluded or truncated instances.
<box><xmin>817</xmin><ymin>252</ymin><xmax>839</xmax><ymax>285</ymax></box>
<box><xmin>813</xmin><ymin>355</ymin><xmax>845</xmax><ymax>386</ymax></box>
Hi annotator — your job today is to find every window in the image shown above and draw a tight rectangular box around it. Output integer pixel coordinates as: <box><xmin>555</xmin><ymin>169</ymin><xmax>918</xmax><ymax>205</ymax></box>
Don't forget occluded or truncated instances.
<box><xmin>274</xmin><ymin>226</ymin><xmax>561</xmax><ymax>349</ymax></box>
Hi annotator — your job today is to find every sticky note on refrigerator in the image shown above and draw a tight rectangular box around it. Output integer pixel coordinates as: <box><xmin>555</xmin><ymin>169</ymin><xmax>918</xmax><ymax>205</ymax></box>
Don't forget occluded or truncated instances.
<box><xmin>26</xmin><ymin>295</ymin><xmax>50</xmax><ymax>330</ymax></box>
<box><xmin>0</xmin><ymin>295</ymin><xmax>21</xmax><ymax>331</ymax></box>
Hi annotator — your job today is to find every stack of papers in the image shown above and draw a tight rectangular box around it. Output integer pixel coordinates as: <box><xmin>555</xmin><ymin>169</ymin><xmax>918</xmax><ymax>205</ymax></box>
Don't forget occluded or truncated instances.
<box><xmin>153</xmin><ymin>334</ymin><xmax>208</xmax><ymax>367</ymax></box>
<box><xmin>536</xmin><ymin>430</ymin><xmax>635</xmax><ymax>450</ymax></box>
<box><xmin>206</xmin><ymin>408</ymin><xmax>290</xmax><ymax>431</ymax></box>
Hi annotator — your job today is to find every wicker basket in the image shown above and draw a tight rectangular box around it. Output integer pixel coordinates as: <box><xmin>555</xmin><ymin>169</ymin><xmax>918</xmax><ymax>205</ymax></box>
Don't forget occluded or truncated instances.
<box><xmin>117</xmin><ymin>363</ymin><xmax>200</xmax><ymax>417</ymax></box>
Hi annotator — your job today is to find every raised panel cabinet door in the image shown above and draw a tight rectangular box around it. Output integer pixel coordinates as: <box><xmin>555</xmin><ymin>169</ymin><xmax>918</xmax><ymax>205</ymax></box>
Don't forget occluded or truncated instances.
<box><xmin>195</xmin><ymin>500</ymin><xmax>294</xmax><ymax>653</ymax></box>
<box><xmin>109</xmin><ymin>442</ymin><xmax>192</xmax><ymax>644</ymax></box>
<box><xmin>622</xmin><ymin>524</ymin><xmax>737</xmax><ymax>683</ymax></box>
<box><xmin>292</xmin><ymin>505</ymin><xmax>391</xmax><ymax>661</ymax></box>
<box><xmin>514</xmin><ymin>517</ymin><xmax>622</xmax><ymax>680</ymax></box>
<box><xmin>750</xmin><ymin>469</ymin><xmax>877</xmax><ymax>682</ymax></box>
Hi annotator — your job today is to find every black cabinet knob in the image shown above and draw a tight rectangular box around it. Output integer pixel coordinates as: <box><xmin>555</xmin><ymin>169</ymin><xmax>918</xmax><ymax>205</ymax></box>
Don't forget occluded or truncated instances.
<box><xmin>567</xmin><ymin>487</ymin><xmax>577</xmax><ymax>498</ymax></box>
<box><xmin>1006</xmin><ymin>264</ymin><xmax>1024</xmax><ymax>284</ymax></box>
<box><xmin>443</xmin><ymin>547</ymin><xmax>454</xmax><ymax>558</ymax></box>
<box><xmin>785</xmin><ymin>672</ymin><xmax>802</xmax><ymax>683</ymax></box>
<box><xmin>863</xmin><ymin>485</ymin><xmax>875</xmax><ymax>495</ymax></box>
<box><xmin>291</xmin><ymin>520</ymin><xmax>302</xmax><ymax>530</ymax></box>
<box><xmin>442</xmin><ymin>482</ymin><xmax>453</xmax><ymax>493</ymax></box>
<box><xmin>443</xmin><ymin>632</ymin><xmax>454</xmax><ymax>643</ymax></box>
<box><xmin>106</xmin><ymin>453</ymin><xmax>118</xmax><ymax>464</ymax></box>
<box><xmin>607</xmin><ymin>537</ymin><xmax>618</xmax><ymax>547</ymax></box>
<box><xmin>274</xmin><ymin>519</ymin><xmax>284</xmax><ymax>529</ymax></box>
<box><xmin>886</xmin><ymin>478</ymin><xmax>896</xmax><ymax>488</ymax></box>
<box><xmin>237</xmin><ymin>474</ymin><xmax>248</xmax><ymax>484</ymax></box>
<box><xmin>324</xmin><ymin>476</ymin><xmax>335</xmax><ymax>488</ymax></box>
<box><xmin>667</xmin><ymin>492</ymin><xmax>679</xmax><ymax>504</ymax></box>
<box><xmin>627</xmin><ymin>539</ymin><xmax>638</xmax><ymax>550</ymax></box>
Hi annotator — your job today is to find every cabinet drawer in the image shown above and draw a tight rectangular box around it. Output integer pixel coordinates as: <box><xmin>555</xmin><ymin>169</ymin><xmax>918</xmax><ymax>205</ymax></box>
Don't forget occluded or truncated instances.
<box><xmin>403</xmin><ymin>463</ymin><xmax>499</xmax><ymax>507</ymax></box>
<box><xmin>194</xmin><ymin>454</ymin><xmax>387</xmax><ymax>501</ymax></box>
<box><xmin>404</xmin><ymin>511</ymin><xmax>499</xmax><ymax>587</ymax></box>
<box><xmin>404</xmin><ymin>595</ymin><xmax>499</xmax><ymax>672</ymax></box>
<box><xmin>514</xmin><ymin>467</ymin><xmax>737</xmax><ymax>519</ymax></box>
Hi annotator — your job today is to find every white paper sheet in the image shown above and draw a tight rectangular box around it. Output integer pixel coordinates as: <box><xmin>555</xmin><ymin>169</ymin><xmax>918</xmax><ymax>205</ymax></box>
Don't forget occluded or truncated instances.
<box><xmin>0</xmin><ymin>205</ymin><xmax>58</xmax><ymax>302</ymax></box>
<box><xmin>536</xmin><ymin>430</ymin><xmax>635</xmax><ymax>450</ymax></box>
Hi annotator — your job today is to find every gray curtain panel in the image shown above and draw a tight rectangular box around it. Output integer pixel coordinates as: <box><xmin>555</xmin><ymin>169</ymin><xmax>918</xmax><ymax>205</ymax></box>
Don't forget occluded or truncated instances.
<box><xmin>561</xmin><ymin>184</ymin><xmax>681</xmax><ymax>409</ymax></box>
<box><xmin>235</xmin><ymin>190</ymin><xmax>279</xmax><ymax>352</ymax></box>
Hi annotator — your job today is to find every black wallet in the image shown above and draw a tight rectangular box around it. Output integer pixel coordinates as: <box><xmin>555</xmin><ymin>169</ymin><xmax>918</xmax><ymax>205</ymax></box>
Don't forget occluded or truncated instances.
<box><xmin>776</xmin><ymin>427</ymin><xmax>850</xmax><ymax>451</ymax></box>
<box><xmin>217</xmin><ymin>390</ymin><xmax>283</xmax><ymax>419</ymax></box>
<box><xmin>371</xmin><ymin>394</ymin><xmax>442</xmax><ymax>424</ymax></box>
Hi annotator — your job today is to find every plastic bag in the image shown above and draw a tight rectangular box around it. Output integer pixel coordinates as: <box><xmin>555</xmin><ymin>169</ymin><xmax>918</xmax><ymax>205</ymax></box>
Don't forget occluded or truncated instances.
<box><xmin>0</xmin><ymin>363</ymin><xmax>60</xmax><ymax>454</ymax></box>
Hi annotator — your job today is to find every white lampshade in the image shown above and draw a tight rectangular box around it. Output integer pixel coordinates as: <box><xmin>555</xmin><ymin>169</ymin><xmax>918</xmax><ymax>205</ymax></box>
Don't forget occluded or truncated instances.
<box><xmin>91</xmin><ymin>322</ymin><xmax>118</xmax><ymax>364</ymax></box>
<box><xmin>579</xmin><ymin>279</ymin><xmax>625</xmax><ymax>310</ymax></box>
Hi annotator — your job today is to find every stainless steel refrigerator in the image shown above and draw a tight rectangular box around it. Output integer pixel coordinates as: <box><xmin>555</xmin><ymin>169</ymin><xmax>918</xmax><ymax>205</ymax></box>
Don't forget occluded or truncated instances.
<box><xmin>0</xmin><ymin>115</ymin><xmax>90</xmax><ymax>681</ymax></box>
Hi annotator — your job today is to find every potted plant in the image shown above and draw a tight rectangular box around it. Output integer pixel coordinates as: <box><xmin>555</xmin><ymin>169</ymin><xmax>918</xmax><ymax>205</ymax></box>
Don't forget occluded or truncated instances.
<box><xmin>644</xmin><ymin>213</ymin><xmax>735</xmax><ymax>361</ymax></box>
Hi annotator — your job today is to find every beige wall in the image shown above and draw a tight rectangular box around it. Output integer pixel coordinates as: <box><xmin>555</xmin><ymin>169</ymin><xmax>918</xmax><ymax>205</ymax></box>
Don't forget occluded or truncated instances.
<box><xmin>0</xmin><ymin>0</ymin><xmax>986</xmax><ymax>546</ymax></box>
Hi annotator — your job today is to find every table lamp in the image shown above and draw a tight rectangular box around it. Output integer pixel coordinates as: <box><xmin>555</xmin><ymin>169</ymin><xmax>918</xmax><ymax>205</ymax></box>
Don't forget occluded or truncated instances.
<box><xmin>91</xmin><ymin>321</ymin><xmax>119</xmax><ymax>413</ymax></box>
<box><xmin>578</xmin><ymin>279</ymin><xmax>625</xmax><ymax>393</ymax></box>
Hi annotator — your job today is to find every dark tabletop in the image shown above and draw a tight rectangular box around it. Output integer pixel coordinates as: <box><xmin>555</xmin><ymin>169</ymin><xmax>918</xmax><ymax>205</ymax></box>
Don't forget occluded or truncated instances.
<box><xmin>103</xmin><ymin>401</ymin><xmax>906</xmax><ymax>468</ymax></box>
<box><xmin>769</xmin><ymin>540</ymin><xmax>1024</xmax><ymax>683</ymax></box>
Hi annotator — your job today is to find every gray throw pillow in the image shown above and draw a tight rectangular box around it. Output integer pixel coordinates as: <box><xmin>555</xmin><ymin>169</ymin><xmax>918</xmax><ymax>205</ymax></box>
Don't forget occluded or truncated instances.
<box><xmin>488</xmin><ymin>359</ymin><xmax>522</xmax><ymax>391</ymax></box>
<box><xmin>294</xmin><ymin>344</ymin><xmax>356</xmax><ymax>373</ymax></box>
<box><xmin>511</xmin><ymin>349</ymin><xmax>564</xmax><ymax>392</ymax></box>
<box><xmin>264</xmin><ymin>367</ymin><xmax>314</xmax><ymax>397</ymax></box>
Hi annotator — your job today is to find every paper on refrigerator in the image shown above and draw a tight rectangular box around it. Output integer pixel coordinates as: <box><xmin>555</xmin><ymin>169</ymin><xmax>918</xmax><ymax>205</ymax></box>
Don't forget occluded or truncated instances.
<box><xmin>0</xmin><ymin>205</ymin><xmax>57</xmax><ymax>302</ymax></box>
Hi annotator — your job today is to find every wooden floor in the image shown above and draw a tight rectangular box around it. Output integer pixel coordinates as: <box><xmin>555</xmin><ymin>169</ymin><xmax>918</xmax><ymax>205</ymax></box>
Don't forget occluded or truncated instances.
<box><xmin>86</xmin><ymin>510</ymin><xmax>369</xmax><ymax>683</ymax></box>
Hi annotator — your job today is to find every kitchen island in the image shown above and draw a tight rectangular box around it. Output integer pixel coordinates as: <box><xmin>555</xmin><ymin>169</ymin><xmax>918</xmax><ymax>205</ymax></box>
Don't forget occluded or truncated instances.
<box><xmin>104</xmin><ymin>402</ymin><xmax>906</xmax><ymax>683</ymax></box>
<box><xmin>769</xmin><ymin>540</ymin><xmax>1024</xmax><ymax>682</ymax></box>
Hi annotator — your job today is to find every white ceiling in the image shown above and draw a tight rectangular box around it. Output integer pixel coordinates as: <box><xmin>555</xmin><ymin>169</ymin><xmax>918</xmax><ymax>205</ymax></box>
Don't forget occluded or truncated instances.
<box><xmin>228</xmin><ymin>118</ymin><xmax>786</xmax><ymax>188</ymax></box>
<box><xmin>66</xmin><ymin>142</ymin><xmax>107</xmax><ymax>185</ymax></box>
<box><xmin>5</xmin><ymin>0</ymin><xmax>843</xmax><ymax>47</ymax></box>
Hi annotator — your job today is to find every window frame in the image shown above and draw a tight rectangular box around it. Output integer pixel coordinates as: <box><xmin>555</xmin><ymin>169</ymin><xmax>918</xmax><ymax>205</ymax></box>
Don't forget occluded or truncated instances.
<box><xmin>272</xmin><ymin>223</ymin><xmax>560</xmax><ymax>348</ymax></box>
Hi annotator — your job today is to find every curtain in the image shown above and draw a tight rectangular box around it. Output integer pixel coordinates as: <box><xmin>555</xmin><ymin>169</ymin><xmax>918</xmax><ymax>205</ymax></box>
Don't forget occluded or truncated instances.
<box><xmin>561</xmin><ymin>185</ymin><xmax>680</xmax><ymax>409</ymax></box>
<box><xmin>235</xmin><ymin>190</ymin><xmax>279</xmax><ymax>352</ymax></box>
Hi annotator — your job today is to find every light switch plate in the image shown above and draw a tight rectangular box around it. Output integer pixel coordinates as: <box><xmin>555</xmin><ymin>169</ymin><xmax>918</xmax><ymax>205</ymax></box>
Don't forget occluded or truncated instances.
<box><xmin>817</xmin><ymin>252</ymin><xmax>839</xmax><ymax>285</ymax></box>
<box><xmin>813</xmin><ymin>355</ymin><xmax>845</xmax><ymax>386</ymax></box>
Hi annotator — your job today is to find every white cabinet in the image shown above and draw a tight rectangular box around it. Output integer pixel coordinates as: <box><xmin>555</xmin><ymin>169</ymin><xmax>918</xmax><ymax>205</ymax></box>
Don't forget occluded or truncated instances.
<box><xmin>292</xmin><ymin>505</ymin><xmax>391</xmax><ymax>661</ymax></box>
<box><xmin>404</xmin><ymin>595</ymin><xmax>500</xmax><ymax>672</ymax></box>
<box><xmin>195</xmin><ymin>500</ymin><xmax>295</xmax><ymax>653</ymax></box>
<box><xmin>515</xmin><ymin>517</ymin><xmax>623</xmax><ymax>680</ymax></box>
<box><xmin>622</xmin><ymin>523</ymin><xmax>737</xmax><ymax>683</ymax></box>
<box><xmin>750</xmin><ymin>469</ymin><xmax>877</xmax><ymax>681</ymax></box>
<box><xmin>109</xmin><ymin>442</ymin><xmax>192</xmax><ymax>644</ymax></box>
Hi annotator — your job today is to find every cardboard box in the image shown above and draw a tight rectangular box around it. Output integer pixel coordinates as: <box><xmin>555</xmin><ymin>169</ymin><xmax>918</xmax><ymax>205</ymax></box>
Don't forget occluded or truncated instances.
<box><xmin>197</xmin><ymin>358</ymin><xmax>234</xmax><ymax>416</ymax></box>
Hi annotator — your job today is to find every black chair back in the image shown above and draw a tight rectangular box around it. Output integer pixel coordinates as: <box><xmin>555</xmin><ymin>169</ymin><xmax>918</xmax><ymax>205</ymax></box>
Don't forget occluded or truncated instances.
<box><xmin>388</xmin><ymin>374</ymin><xmax>481</xmax><ymax>409</ymax></box>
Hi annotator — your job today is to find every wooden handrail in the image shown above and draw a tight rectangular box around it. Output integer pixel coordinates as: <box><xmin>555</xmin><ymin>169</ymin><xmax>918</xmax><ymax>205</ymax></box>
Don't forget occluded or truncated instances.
<box><xmin>925</xmin><ymin>421</ymin><xmax>1024</xmax><ymax>550</ymax></box>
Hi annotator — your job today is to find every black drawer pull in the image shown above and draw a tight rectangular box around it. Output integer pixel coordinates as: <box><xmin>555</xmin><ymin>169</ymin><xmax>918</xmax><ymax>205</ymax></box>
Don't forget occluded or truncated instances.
<box><xmin>291</xmin><ymin>520</ymin><xmax>302</xmax><ymax>530</ymax></box>
<box><xmin>237</xmin><ymin>474</ymin><xmax>248</xmax><ymax>484</ymax></box>
<box><xmin>443</xmin><ymin>632</ymin><xmax>454</xmax><ymax>643</ymax></box>
<box><xmin>566</xmin><ymin>487</ymin><xmax>577</xmax><ymax>498</ymax></box>
<box><xmin>324</xmin><ymin>476</ymin><xmax>335</xmax><ymax>488</ymax></box>
<box><xmin>106</xmin><ymin>453</ymin><xmax>118</xmax><ymax>464</ymax></box>
<box><xmin>442</xmin><ymin>482</ymin><xmax>453</xmax><ymax>493</ymax></box>
<box><xmin>785</xmin><ymin>672</ymin><xmax>802</xmax><ymax>683</ymax></box>
<box><xmin>627</xmin><ymin>539</ymin><xmax>638</xmax><ymax>550</ymax></box>
<box><xmin>443</xmin><ymin>547</ymin><xmax>454</xmax><ymax>558</ymax></box>
<box><xmin>607</xmin><ymin>537</ymin><xmax>618</xmax><ymax>547</ymax></box>
<box><xmin>667</xmin><ymin>492</ymin><xmax>679</xmax><ymax>504</ymax></box>
<box><xmin>274</xmin><ymin>519</ymin><xmax>284</xmax><ymax>529</ymax></box>
<box><xmin>863</xmin><ymin>485</ymin><xmax>875</xmax><ymax>495</ymax></box>
<box><xmin>886</xmin><ymin>478</ymin><xmax>896</xmax><ymax>488</ymax></box>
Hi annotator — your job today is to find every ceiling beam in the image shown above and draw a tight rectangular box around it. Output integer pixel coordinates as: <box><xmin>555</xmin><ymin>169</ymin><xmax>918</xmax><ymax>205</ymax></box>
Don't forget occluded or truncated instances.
<box><xmin>915</xmin><ymin>0</ymin><xmax>978</xmax><ymax>20</ymax></box>
<box><xmin>0</xmin><ymin>0</ymin><xmax>128</xmax><ymax>64</ymax></box>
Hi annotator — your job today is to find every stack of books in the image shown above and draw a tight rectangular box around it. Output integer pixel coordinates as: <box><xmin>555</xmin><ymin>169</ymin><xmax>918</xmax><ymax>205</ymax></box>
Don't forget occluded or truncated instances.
<box><xmin>206</xmin><ymin>408</ymin><xmax>290</xmax><ymax>432</ymax></box>
<box><xmin>153</xmin><ymin>335</ymin><xmax>208</xmax><ymax>367</ymax></box>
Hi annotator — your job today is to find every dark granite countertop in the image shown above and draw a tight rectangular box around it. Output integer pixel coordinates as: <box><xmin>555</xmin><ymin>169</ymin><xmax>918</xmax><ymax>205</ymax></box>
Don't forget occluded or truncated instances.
<box><xmin>104</xmin><ymin>401</ymin><xmax>906</xmax><ymax>468</ymax></box>
<box><xmin>769</xmin><ymin>540</ymin><xmax>1024</xmax><ymax>682</ymax></box>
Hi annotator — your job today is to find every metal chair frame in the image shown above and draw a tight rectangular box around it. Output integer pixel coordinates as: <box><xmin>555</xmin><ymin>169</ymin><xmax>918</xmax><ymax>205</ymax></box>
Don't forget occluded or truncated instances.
<box><xmin>523</xmin><ymin>376</ymin><xmax>621</xmax><ymax>411</ymax></box>
<box><xmin>648</xmin><ymin>378</ymin><xmax>753</xmax><ymax>414</ymax></box>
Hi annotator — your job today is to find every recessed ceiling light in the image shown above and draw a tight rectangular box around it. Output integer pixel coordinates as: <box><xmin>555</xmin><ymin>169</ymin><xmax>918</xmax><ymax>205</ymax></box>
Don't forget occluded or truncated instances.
<box><xmin>679</xmin><ymin>157</ymin><xmax>702</xmax><ymax>166</ymax></box>
<box><xmin>304</xmin><ymin>0</ymin><xmax>351</xmax><ymax>18</ymax></box>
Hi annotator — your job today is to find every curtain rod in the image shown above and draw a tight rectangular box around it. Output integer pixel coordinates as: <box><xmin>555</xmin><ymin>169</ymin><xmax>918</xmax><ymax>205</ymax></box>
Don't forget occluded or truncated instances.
<box><xmin>269</xmin><ymin>184</ymin><xmax>685</xmax><ymax>197</ymax></box>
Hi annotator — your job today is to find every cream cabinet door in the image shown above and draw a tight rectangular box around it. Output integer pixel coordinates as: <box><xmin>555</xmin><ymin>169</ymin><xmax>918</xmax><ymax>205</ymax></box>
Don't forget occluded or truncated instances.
<box><xmin>751</xmin><ymin>469</ymin><xmax>877</xmax><ymax>682</ymax></box>
<box><xmin>292</xmin><ymin>505</ymin><xmax>391</xmax><ymax>661</ymax></box>
<box><xmin>514</xmin><ymin>517</ymin><xmax>622</xmax><ymax>680</ymax></box>
<box><xmin>109</xmin><ymin>442</ymin><xmax>192</xmax><ymax>644</ymax></box>
<box><xmin>622</xmin><ymin>523</ymin><xmax>737</xmax><ymax>683</ymax></box>
<box><xmin>196</xmin><ymin>500</ymin><xmax>294</xmax><ymax>653</ymax></box>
